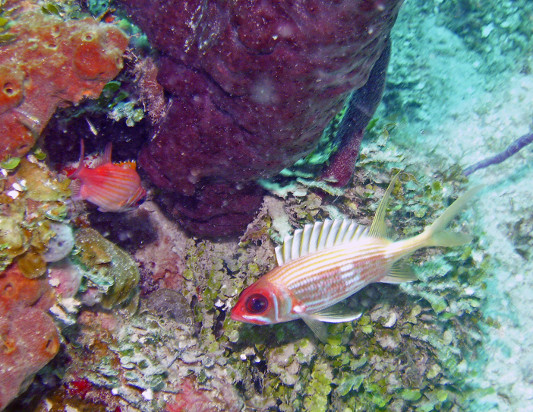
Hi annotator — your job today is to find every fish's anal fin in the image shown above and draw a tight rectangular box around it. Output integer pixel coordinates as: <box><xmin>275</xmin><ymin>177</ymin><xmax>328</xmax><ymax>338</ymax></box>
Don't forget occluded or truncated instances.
<box><xmin>369</xmin><ymin>172</ymin><xmax>401</xmax><ymax>239</ymax></box>
<box><xmin>301</xmin><ymin>316</ymin><xmax>329</xmax><ymax>343</ymax></box>
<box><xmin>302</xmin><ymin>304</ymin><xmax>363</xmax><ymax>342</ymax></box>
<box><xmin>380</xmin><ymin>261</ymin><xmax>418</xmax><ymax>283</ymax></box>
<box><xmin>307</xmin><ymin>303</ymin><xmax>363</xmax><ymax>323</ymax></box>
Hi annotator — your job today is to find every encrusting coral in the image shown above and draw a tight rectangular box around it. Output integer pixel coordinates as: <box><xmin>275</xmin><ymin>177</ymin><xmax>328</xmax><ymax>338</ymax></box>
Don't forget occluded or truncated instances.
<box><xmin>0</xmin><ymin>3</ymin><xmax>128</xmax><ymax>161</ymax></box>
<box><xmin>0</xmin><ymin>263</ymin><xmax>60</xmax><ymax>410</ymax></box>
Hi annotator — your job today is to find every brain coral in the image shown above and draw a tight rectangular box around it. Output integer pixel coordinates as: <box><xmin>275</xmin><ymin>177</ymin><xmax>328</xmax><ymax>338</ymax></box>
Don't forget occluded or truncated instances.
<box><xmin>0</xmin><ymin>6</ymin><xmax>128</xmax><ymax>161</ymax></box>
<box><xmin>121</xmin><ymin>0</ymin><xmax>403</xmax><ymax>236</ymax></box>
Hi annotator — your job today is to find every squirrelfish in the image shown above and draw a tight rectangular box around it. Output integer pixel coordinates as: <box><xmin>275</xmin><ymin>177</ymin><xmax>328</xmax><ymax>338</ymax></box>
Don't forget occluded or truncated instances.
<box><xmin>231</xmin><ymin>174</ymin><xmax>480</xmax><ymax>340</ymax></box>
<box><xmin>69</xmin><ymin>140</ymin><xmax>146</xmax><ymax>212</ymax></box>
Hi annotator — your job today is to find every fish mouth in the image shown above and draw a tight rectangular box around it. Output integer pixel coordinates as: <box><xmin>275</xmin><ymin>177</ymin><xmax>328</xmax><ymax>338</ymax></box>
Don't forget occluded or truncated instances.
<box><xmin>230</xmin><ymin>306</ymin><xmax>245</xmax><ymax>322</ymax></box>
<box><xmin>230</xmin><ymin>307</ymin><xmax>270</xmax><ymax>325</ymax></box>
<box><xmin>229</xmin><ymin>309</ymin><xmax>241</xmax><ymax>322</ymax></box>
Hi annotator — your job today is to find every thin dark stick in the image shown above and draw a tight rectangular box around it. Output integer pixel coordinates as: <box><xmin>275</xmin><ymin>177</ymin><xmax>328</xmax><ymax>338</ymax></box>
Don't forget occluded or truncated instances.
<box><xmin>463</xmin><ymin>131</ymin><xmax>533</xmax><ymax>176</ymax></box>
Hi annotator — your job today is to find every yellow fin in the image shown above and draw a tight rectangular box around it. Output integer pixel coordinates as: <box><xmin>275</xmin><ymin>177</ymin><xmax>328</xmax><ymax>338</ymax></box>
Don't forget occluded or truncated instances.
<box><xmin>381</xmin><ymin>261</ymin><xmax>418</xmax><ymax>283</ymax></box>
<box><xmin>369</xmin><ymin>172</ymin><xmax>401</xmax><ymax>238</ymax></box>
<box><xmin>421</xmin><ymin>185</ymin><xmax>483</xmax><ymax>248</ymax></box>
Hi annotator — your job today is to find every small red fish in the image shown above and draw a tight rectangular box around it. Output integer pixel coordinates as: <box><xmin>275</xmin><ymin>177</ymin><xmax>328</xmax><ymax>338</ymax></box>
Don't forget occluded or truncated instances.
<box><xmin>69</xmin><ymin>140</ymin><xmax>146</xmax><ymax>212</ymax></box>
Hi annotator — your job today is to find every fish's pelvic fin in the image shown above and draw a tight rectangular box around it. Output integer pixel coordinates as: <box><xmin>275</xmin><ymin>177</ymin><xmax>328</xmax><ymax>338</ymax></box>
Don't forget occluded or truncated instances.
<box><xmin>369</xmin><ymin>172</ymin><xmax>401</xmax><ymax>238</ymax></box>
<box><xmin>381</xmin><ymin>261</ymin><xmax>418</xmax><ymax>283</ymax></box>
<box><xmin>421</xmin><ymin>185</ymin><xmax>482</xmax><ymax>248</ymax></box>
<box><xmin>301</xmin><ymin>317</ymin><xmax>329</xmax><ymax>343</ymax></box>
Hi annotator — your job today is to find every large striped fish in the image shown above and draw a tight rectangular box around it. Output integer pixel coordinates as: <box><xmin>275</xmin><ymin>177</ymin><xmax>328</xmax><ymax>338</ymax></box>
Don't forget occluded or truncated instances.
<box><xmin>69</xmin><ymin>140</ymin><xmax>146</xmax><ymax>212</ymax></box>
<box><xmin>231</xmin><ymin>174</ymin><xmax>480</xmax><ymax>340</ymax></box>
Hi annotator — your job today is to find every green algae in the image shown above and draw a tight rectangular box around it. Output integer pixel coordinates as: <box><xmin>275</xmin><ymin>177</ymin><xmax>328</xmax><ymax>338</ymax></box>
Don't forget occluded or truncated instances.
<box><xmin>73</xmin><ymin>228</ymin><xmax>139</xmax><ymax>308</ymax></box>
<box><xmin>0</xmin><ymin>157</ymin><xmax>20</xmax><ymax>169</ymax></box>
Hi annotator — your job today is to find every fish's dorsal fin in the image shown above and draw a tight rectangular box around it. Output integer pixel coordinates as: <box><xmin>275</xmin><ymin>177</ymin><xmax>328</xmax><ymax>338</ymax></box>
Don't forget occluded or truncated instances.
<box><xmin>100</xmin><ymin>143</ymin><xmax>113</xmax><ymax>165</ymax></box>
<box><xmin>369</xmin><ymin>172</ymin><xmax>401</xmax><ymax>238</ymax></box>
<box><xmin>69</xmin><ymin>139</ymin><xmax>87</xmax><ymax>179</ymax></box>
<box><xmin>116</xmin><ymin>160</ymin><xmax>137</xmax><ymax>170</ymax></box>
<box><xmin>275</xmin><ymin>218</ymin><xmax>368</xmax><ymax>265</ymax></box>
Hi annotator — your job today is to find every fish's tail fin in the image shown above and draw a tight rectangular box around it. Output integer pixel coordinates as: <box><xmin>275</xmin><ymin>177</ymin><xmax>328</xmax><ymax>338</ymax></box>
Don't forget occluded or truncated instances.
<box><xmin>421</xmin><ymin>185</ymin><xmax>483</xmax><ymax>248</ymax></box>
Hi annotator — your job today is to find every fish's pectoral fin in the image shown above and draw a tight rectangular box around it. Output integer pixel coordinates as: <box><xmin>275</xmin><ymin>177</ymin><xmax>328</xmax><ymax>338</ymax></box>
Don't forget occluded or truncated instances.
<box><xmin>381</xmin><ymin>261</ymin><xmax>418</xmax><ymax>283</ymax></box>
<box><xmin>301</xmin><ymin>316</ymin><xmax>329</xmax><ymax>343</ymax></box>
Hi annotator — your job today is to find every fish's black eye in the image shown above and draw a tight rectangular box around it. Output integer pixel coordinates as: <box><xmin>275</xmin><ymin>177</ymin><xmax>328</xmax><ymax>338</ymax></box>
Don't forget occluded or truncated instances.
<box><xmin>246</xmin><ymin>294</ymin><xmax>268</xmax><ymax>314</ymax></box>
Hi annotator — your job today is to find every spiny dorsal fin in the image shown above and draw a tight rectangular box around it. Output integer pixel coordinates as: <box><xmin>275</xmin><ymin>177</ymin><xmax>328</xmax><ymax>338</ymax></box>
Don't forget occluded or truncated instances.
<box><xmin>275</xmin><ymin>218</ymin><xmax>368</xmax><ymax>265</ymax></box>
<box><xmin>369</xmin><ymin>172</ymin><xmax>401</xmax><ymax>238</ymax></box>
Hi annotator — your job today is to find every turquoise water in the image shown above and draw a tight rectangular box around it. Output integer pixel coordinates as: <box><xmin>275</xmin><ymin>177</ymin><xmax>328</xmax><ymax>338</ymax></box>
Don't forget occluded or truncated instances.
<box><xmin>386</xmin><ymin>1</ymin><xmax>533</xmax><ymax>410</ymax></box>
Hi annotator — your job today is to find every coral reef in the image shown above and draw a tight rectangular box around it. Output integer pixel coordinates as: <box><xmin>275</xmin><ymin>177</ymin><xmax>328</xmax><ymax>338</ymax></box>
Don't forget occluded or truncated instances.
<box><xmin>0</xmin><ymin>149</ymin><xmax>141</xmax><ymax>410</ymax></box>
<box><xmin>20</xmin><ymin>162</ymin><xmax>486</xmax><ymax>411</ymax></box>
<box><xmin>0</xmin><ymin>154</ymin><xmax>70</xmax><ymax>273</ymax></box>
<box><xmin>0</xmin><ymin>263</ymin><xmax>60</xmax><ymax>410</ymax></box>
<box><xmin>4</xmin><ymin>0</ymin><xmax>531</xmax><ymax>410</ymax></box>
<box><xmin>118</xmin><ymin>0</ymin><xmax>403</xmax><ymax>236</ymax></box>
<box><xmin>0</xmin><ymin>3</ymin><xmax>128</xmax><ymax>161</ymax></box>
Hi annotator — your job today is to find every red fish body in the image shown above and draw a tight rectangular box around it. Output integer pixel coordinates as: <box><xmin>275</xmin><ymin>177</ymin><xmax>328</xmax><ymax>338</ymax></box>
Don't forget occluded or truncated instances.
<box><xmin>69</xmin><ymin>140</ymin><xmax>146</xmax><ymax>212</ymax></box>
<box><xmin>231</xmin><ymin>174</ymin><xmax>481</xmax><ymax>339</ymax></box>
